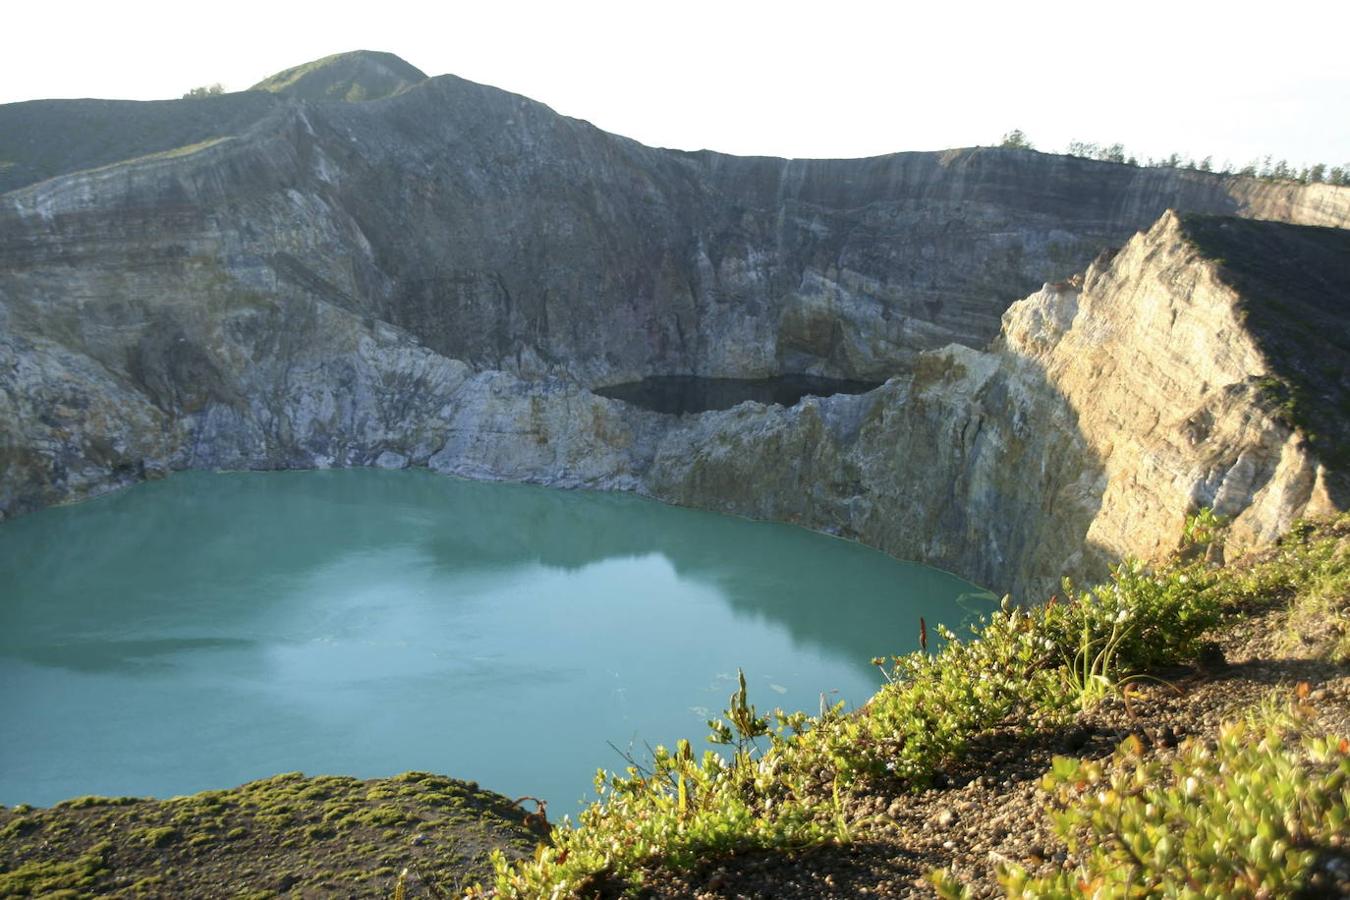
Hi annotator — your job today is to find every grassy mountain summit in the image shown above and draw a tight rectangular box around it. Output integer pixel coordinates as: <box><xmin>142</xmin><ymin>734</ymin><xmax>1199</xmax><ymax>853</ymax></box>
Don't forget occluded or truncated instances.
<box><xmin>0</xmin><ymin>50</ymin><xmax>425</xmax><ymax>195</ymax></box>
<box><xmin>249</xmin><ymin>50</ymin><xmax>428</xmax><ymax>102</ymax></box>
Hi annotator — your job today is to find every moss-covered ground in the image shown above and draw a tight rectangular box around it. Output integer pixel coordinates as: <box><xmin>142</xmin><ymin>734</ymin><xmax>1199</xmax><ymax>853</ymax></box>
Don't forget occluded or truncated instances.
<box><xmin>0</xmin><ymin>771</ymin><xmax>540</xmax><ymax>898</ymax></box>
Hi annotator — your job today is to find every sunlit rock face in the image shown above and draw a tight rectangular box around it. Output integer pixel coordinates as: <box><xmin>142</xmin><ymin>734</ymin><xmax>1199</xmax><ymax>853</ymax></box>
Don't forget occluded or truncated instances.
<box><xmin>2</xmin><ymin>51</ymin><xmax>1347</xmax><ymax>596</ymax></box>
<box><xmin>631</xmin><ymin>214</ymin><xmax>1347</xmax><ymax>600</ymax></box>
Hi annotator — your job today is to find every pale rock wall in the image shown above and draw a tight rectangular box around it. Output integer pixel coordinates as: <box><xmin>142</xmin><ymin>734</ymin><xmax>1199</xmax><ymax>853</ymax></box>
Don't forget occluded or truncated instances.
<box><xmin>998</xmin><ymin>212</ymin><xmax>1338</xmax><ymax>563</ymax></box>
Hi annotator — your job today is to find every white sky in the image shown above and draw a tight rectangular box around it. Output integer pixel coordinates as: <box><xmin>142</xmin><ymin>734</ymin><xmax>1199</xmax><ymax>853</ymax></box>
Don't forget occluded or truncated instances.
<box><xmin>3</xmin><ymin>0</ymin><xmax>1347</xmax><ymax>168</ymax></box>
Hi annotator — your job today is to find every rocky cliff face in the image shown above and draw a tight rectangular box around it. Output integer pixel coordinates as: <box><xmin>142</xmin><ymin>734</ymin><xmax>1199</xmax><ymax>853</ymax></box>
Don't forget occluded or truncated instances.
<box><xmin>2</xmin><ymin>52</ymin><xmax>1347</xmax><ymax>597</ymax></box>
<box><xmin>3</xmin><ymin>56</ymin><xmax>1345</xmax><ymax>385</ymax></box>
<box><xmin>424</xmin><ymin>213</ymin><xmax>1347</xmax><ymax>599</ymax></box>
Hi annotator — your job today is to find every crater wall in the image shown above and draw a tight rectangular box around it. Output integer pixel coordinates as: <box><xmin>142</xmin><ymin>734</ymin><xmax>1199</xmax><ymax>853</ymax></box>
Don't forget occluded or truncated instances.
<box><xmin>2</xmin><ymin>58</ymin><xmax>1347</xmax><ymax>597</ymax></box>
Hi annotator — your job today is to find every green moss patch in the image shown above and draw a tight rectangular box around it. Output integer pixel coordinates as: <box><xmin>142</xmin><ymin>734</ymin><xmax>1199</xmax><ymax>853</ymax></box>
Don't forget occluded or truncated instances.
<box><xmin>0</xmin><ymin>773</ymin><xmax>537</xmax><ymax>898</ymax></box>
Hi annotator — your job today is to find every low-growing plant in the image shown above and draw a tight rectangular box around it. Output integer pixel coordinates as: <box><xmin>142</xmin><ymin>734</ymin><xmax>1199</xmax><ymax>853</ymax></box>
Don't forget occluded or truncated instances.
<box><xmin>0</xmin><ymin>841</ymin><xmax>111</xmax><ymax>896</ymax></box>
<box><xmin>478</xmin><ymin>681</ymin><xmax>841</xmax><ymax>898</ymax></box>
<box><xmin>1210</xmin><ymin>514</ymin><xmax>1349</xmax><ymax>660</ymax></box>
<box><xmin>804</xmin><ymin>605</ymin><xmax>1070</xmax><ymax>787</ymax></box>
<box><xmin>706</xmin><ymin>669</ymin><xmax>771</xmax><ymax>755</ymax></box>
<box><xmin>992</xmin><ymin>701</ymin><xmax>1349</xmax><ymax>898</ymax></box>
<box><xmin>1058</xmin><ymin>601</ymin><xmax>1133</xmax><ymax>710</ymax></box>
<box><xmin>1181</xmin><ymin>507</ymin><xmax>1227</xmax><ymax>551</ymax></box>
<box><xmin>477</xmin><ymin>518</ymin><xmax>1339</xmax><ymax>898</ymax></box>
<box><xmin>1039</xmin><ymin>559</ymin><xmax>1222</xmax><ymax>674</ymax></box>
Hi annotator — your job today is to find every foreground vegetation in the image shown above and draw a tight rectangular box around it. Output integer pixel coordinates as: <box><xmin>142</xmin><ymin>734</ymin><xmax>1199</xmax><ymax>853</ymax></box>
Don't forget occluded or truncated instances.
<box><xmin>478</xmin><ymin>514</ymin><xmax>1349</xmax><ymax>897</ymax></box>
<box><xmin>985</xmin><ymin>703</ymin><xmax>1349</xmax><ymax>898</ymax></box>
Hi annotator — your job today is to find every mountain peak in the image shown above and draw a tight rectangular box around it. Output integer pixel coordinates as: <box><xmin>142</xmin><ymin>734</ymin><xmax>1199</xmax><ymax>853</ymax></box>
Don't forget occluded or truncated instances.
<box><xmin>250</xmin><ymin>50</ymin><xmax>427</xmax><ymax>102</ymax></box>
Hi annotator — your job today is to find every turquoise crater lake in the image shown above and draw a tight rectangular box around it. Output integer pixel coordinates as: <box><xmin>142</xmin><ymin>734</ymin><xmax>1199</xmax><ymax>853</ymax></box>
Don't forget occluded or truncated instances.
<box><xmin>0</xmin><ymin>470</ymin><xmax>990</xmax><ymax>818</ymax></box>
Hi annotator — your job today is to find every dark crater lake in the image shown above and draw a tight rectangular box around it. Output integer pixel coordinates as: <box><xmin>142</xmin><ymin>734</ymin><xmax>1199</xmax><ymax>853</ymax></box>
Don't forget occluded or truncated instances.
<box><xmin>592</xmin><ymin>375</ymin><xmax>883</xmax><ymax>415</ymax></box>
<box><xmin>0</xmin><ymin>470</ymin><xmax>989</xmax><ymax>818</ymax></box>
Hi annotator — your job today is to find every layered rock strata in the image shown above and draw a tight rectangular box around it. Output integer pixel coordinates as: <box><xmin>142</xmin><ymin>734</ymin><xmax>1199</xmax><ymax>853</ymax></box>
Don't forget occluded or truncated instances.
<box><xmin>2</xmin><ymin>53</ymin><xmax>1347</xmax><ymax>598</ymax></box>
<box><xmin>3</xmin><ymin>54</ymin><xmax>1346</xmax><ymax>387</ymax></box>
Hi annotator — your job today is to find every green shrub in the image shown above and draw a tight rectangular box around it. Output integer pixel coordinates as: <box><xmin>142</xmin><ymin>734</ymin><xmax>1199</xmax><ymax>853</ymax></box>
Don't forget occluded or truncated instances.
<box><xmin>1039</xmin><ymin>559</ymin><xmax>1223</xmax><ymax>675</ymax></box>
<box><xmin>482</xmin><ymin>708</ymin><xmax>841</xmax><ymax>896</ymax></box>
<box><xmin>1210</xmin><ymin>514</ymin><xmax>1349</xmax><ymax>661</ymax></box>
<box><xmin>994</xmin><ymin>703</ymin><xmax>1349</xmax><ymax>898</ymax></box>
<box><xmin>477</xmin><ymin>518</ymin><xmax>1336</xmax><ymax>898</ymax></box>
<box><xmin>801</xmin><ymin>603</ymin><xmax>1068</xmax><ymax>786</ymax></box>
<box><xmin>1181</xmin><ymin>507</ymin><xmax>1227</xmax><ymax>550</ymax></box>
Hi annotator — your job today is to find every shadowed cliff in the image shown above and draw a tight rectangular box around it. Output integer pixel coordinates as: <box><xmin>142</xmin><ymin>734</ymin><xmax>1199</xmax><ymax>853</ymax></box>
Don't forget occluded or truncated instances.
<box><xmin>1178</xmin><ymin>214</ymin><xmax>1350</xmax><ymax>492</ymax></box>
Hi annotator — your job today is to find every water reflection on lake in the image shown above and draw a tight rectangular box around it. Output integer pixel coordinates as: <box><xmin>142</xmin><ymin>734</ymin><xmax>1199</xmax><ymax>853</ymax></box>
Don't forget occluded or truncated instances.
<box><xmin>0</xmin><ymin>469</ymin><xmax>990</xmax><ymax>817</ymax></box>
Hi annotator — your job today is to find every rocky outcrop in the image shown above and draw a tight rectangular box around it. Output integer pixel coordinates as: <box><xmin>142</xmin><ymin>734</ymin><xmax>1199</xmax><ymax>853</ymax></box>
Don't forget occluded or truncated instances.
<box><xmin>993</xmin><ymin>213</ymin><xmax>1345</xmax><ymax>572</ymax></box>
<box><xmin>419</xmin><ymin>213</ymin><xmax>1346</xmax><ymax>599</ymax></box>
<box><xmin>2</xmin><ymin>52</ymin><xmax>1348</xmax><ymax>597</ymax></box>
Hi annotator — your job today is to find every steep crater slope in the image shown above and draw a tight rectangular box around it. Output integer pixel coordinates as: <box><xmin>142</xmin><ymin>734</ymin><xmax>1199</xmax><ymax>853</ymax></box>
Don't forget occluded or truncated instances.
<box><xmin>1</xmin><ymin>52</ymin><xmax>1348</xmax><ymax>599</ymax></box>
<box><xmin>2</xmin><ymin>52</ymin><xmax>1347</xmax><ymax>384</ymax></box>
<box><xmin>0</xmin><ymin>50</ymin><xmax>427</xmax><ymax>194</ymax></box>
<box><xmin>177</xmin><ymin>90</ymin><xmax>1350</xmax><ymax>383</ymax></box>
<box><xmin>1181</xmin><ymin>214</ymin><xmax>1350</xmax><ymax>480</ymax></box>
